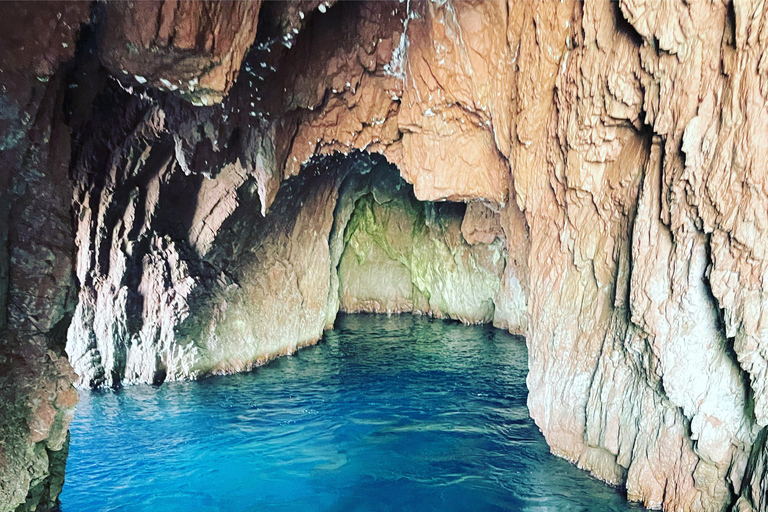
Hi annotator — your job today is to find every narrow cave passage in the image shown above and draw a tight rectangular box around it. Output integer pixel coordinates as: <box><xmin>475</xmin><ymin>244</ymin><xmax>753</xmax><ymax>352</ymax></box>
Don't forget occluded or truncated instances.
<box><xmin>65</xmin><ymin>150</ymin><xmax>523</xmax><ymax>389</ymax></box>
<box><xmin>59</xmin><ymin>151</ymin><xmax>643</xmax><ymax>511</ymax></box>
<box><xmin>329</xmin><ymin>153</ymin><xmax>507</xmax><ymax>324</ymax></box>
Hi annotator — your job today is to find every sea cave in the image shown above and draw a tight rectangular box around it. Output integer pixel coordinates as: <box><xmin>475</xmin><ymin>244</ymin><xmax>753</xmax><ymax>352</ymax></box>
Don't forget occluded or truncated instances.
<box><xmin>1</xmin><ymin>1</ymin><xmax>767</xmax><ymax>512</ymax></box>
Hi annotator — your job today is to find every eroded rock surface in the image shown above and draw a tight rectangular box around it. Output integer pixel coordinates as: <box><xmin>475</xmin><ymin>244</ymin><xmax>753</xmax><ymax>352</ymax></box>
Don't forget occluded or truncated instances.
<box><xmin>100</xmin><ymin>1</ymin><xmax>262</xmax><ymax>105</ymax></box>
<box><xmin>4</xmin><ymin>1</ymin><xmax>768</xmax><ymax>511</ymax></box>
<box><xmin>66</xmin><ymin>130</ymin><xmax>512</xmax><ymax>385</ymax></box>
<box><xmin>0</xmin><ymin>3</ymin><xmax>88</xmax><ymax>511</ymax></box>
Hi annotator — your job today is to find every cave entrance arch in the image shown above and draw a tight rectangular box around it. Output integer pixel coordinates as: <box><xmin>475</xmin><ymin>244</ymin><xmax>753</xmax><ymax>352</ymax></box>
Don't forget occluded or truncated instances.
<box><xmin>66</xmin><ymin>150</ymin><xmax>524</xmax><ymax>389</ymax></box>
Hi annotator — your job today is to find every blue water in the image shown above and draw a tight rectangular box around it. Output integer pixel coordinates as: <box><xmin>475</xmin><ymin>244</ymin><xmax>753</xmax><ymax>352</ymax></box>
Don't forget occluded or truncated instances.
<box><xmin>61</xmin><ymin>314</ymin><xmax>643</xmax><ymax>512</ymax></box>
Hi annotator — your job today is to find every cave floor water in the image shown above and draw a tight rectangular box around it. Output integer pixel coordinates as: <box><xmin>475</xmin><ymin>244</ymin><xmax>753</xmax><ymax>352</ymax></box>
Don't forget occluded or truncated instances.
<box><xmin>61</xmin><ymin>314</ymin><xmax>645</xmax><ymax>512</ymax></box>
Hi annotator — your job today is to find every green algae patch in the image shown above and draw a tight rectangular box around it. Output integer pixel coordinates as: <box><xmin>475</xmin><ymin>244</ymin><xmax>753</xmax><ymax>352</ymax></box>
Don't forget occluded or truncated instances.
<box><xmin>338</xmin><ymin>169</ymin><xmax>504</xmax><ymax>324</ymax></box>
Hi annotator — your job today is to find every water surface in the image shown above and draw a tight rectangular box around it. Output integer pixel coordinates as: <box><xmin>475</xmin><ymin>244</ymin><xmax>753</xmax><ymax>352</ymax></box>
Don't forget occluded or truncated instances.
<box><xmin>62</xmin><ymin>314</ymin><xmax>644</xmax><ymax>512</ymax></box>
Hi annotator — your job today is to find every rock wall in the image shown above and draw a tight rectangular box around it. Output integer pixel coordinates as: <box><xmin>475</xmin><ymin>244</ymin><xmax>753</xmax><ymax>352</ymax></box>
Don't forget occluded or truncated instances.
<box><xmin>3</xmin><ymin>1</ymin><xmax>768</xmax><ymax>511</ymax></box>
<box><xmin>0</xmin><ymin>3</ymin><xmax>89</xmax><ymax>511</ymax></box>
<box><xmin>63</xmin><ymin>0</ymin><xmax>521</xmax><ymax>390</ymax></box>
<box><xmin>99</xmin><ymin>1</ymin><xmax>262</xmax><ymax>105</ymax></box>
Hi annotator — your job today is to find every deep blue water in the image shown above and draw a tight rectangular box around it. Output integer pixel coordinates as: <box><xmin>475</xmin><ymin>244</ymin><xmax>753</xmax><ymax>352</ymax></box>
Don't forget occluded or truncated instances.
<box><xmin>61</xmin><ymin>314</ymin><xmax>644</xmax><ymax>512</ymax></box>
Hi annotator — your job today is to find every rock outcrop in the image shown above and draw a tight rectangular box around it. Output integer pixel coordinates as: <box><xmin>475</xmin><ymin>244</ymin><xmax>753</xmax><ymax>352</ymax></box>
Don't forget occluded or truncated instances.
<box><xmin>99</xmin><ymin>1</ymin><xmax>262</xmax><ymax>105</ymax></box>
<box><xmin>3</xmin><ymin>1</ymin><xmax>768</xmax><ymax>511</ymax></box>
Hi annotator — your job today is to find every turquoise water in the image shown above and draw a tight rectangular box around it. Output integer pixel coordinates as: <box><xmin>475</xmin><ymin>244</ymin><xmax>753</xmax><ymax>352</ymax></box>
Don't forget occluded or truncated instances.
<box><xmin>61</xmin><ymin>314</ymin><xmax>643</xmax><ymax>512</ymax></box>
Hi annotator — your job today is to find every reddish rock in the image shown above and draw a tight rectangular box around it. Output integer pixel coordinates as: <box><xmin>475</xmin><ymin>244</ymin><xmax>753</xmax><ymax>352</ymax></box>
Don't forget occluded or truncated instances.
<box><xmin>99</xmin><ymin>1</ymin><xmax>262</xmax><ymax>104</ymax></box>
<box><xmin>0</xmin><ymin>3</ymin><xmax>88</xmax><ymax>511</ymax></box>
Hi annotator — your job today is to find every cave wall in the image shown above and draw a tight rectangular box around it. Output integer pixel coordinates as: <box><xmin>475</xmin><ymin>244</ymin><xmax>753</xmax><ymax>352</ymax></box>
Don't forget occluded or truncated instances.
<box><xmin>336</xmin><ymin>164</ymin><xmax>506</xmax><ymax>324</ymax></box>
<box><xmin>0</xmin><ymin>3</ymin><xmax>89</xmax><ymax>510</ymax></box>
<box><xmin>65</xmin><ymin>129</ymin><xmax>511</xmax><ymax>386</ymax></box>
<box><xmin>3</xmin><ymin>1</ymin><xmax>768</xmax><ymax>511</ymax></box>
<box><xmin>63</xmin><ymin>0</ymin><xmax>524</xmax><ymax>389</ymax></box>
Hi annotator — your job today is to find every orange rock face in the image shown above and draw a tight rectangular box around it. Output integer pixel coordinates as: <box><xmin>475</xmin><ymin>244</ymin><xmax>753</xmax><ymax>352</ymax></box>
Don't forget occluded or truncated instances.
<box><xmin>60</xmin><ymin>1</ymin><xmax>768</xmax><ymax>511</ymax></box>
<box><xmin>4</xmin><ymin>1</ymin><xmax>768</xmax><ymax>511</ymax></box>
<box><xmin>99</xmin><ymin>1</ymin><xmax>262</xmax><ymax>104</ymax></box>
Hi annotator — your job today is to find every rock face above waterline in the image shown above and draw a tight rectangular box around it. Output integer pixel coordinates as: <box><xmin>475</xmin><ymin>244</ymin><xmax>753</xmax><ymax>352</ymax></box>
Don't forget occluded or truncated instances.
<box><xmin>0</xmin><ymin>2</ymin><xmax>89</xmax><ymax>510</ymax></box>
<box><xmin>1</xmin><ymin>1</ymin><xmax>768</xmax><ymax>511</ymax></box>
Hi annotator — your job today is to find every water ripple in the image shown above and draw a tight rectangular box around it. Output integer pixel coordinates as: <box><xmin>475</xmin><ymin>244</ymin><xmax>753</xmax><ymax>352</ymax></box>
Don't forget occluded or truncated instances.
<box><xmin>61</xmin><ymin>314</ymin><xmax>645</xmax><ymax>512</ymax></box>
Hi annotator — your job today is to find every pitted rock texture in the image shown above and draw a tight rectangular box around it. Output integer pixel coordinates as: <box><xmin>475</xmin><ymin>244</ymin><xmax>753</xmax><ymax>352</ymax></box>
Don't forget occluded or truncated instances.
<box><xmin>4</xmin><ymin>1</ymin><xmax>768</xmax><ymax>511</ymax></box>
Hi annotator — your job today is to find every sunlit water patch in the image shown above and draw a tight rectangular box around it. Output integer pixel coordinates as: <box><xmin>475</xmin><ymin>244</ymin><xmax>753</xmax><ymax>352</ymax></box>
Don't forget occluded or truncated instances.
<box><xmin>61</xmin><ymin>314</ymin><xmax>644</xmax><ymax>512</ymax></box>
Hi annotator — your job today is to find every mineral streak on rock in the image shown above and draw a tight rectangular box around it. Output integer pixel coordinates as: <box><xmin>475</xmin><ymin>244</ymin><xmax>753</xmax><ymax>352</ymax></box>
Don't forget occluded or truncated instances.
<box><xmin>3</xmin><ymin>0</ymin><xmax>768</xmax><ymax>511</ymax></box>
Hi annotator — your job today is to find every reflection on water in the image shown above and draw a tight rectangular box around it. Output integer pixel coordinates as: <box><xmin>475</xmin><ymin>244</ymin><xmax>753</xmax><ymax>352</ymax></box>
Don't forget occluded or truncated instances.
<box><xmin>61</xmin><ymin>314</ymin><xmax>644</xmax><ymax>512</ymax></box>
